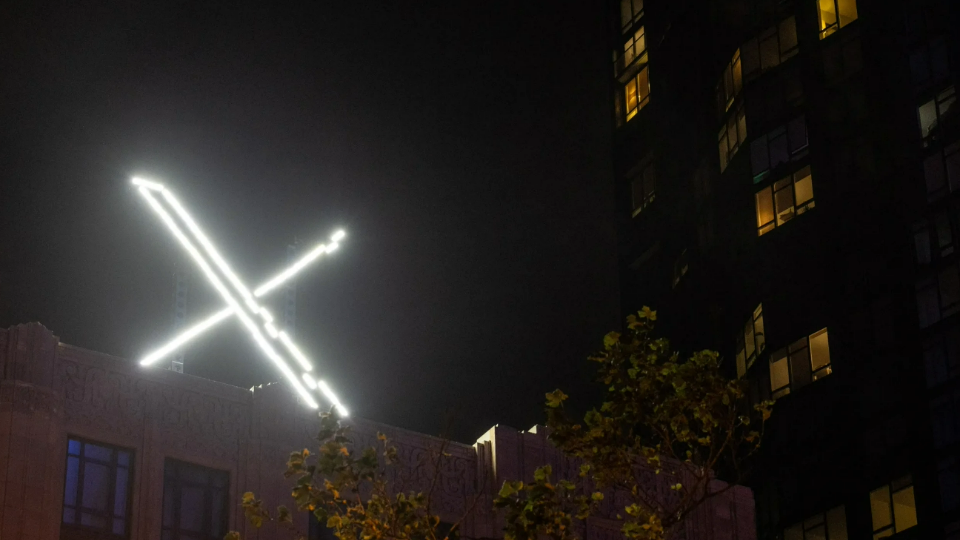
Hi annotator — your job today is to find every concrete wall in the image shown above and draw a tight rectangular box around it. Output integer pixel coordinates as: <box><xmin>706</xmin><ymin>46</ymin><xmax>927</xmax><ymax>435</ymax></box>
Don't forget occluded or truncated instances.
<box><xmin>0</xmin><ymin>323</ymin><xmax>756</xmax><ymax>540</ymax></box>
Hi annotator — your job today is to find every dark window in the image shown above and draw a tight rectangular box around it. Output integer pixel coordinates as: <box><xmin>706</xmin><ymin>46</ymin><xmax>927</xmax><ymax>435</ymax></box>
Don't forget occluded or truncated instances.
<box><xmin>941</xmin><ymin>457</ymin><xmax>960</xmax><ymax>511</ymax></box>
<box><xmin>916</xmin><ymin>263</ymin><xmax>960</xmax><ymax>328</ymax></box>
<box><xmin>931</xmin><ymin>392</ymin><xmax>960</xmax><ymax>449</ymax></box>
<box><xmin>923</xmin><ymin>324</ymin><xmax>960</xmax><ymax>387</ymax></box>
<box><xmin>750</xmin><ymin>116</ymin><xmax>809</xmax><ymax>183</ymax></box>
<box><xmin>910</xmin><ymin>38</ymin><xmax>950</xmax><ymax>91</ymax></box>
<box><xmin>922</xmin><ymin>141</ymin><xmax>960</xmax><ymax>201</ymax></box>
<box><xmin>822</xmin><ymin>35</ymin><xmax>863</xmax><ymax>84</ymax></box>
<box><xmin>161</xmin><ymin>459</ymin><xmax>229</xmax><ymax>540</ymax></box>
<box><xmin>741</xmin><ymin>16</ymin><xmax>799</xmax><ymax>81</ymax></box>
<box><xmin>630</xmin><ymin>162</ymin><xmax>656</xmax><ymax>216</ymax></box>
<box><xmin>736</xmin><ymin>304</ymin><xmax>766</xmax><ymax>378</ymax></box>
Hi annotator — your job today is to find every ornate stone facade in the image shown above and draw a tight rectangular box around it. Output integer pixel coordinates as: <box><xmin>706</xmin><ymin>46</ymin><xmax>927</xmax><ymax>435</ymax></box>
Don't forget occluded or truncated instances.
<box><xmin>0</xmin><ymin>323</ymin><xmax>756</xmax><ymax>540</ymax></box>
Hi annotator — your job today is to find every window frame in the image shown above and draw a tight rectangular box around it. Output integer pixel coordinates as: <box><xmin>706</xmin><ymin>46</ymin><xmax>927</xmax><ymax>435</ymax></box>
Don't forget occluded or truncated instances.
<box><xmin>716</xmin><ymin>49</ymin><xmax>743</xmax><ymax>117</ymax></box>
<box><xmin>869</xmin><ymin>475</ymin><xmax>918</xmax><ymax>540</ymax></box>
<box><xmin>918</xmin><ymin>85</ymin><xmax>957</xmax><ymax>148</ymax></box>
<box><xmin>61</xmin><ymin>436</ymin><xmax>134</xmax><ymax>540</ymax></box>
<box><xmin>741</xmin><ymin>16</ymin><xmax>799</xmax><ymax>81</ymax></box>
<box><xmin>630</xmin><ymin>161</ymin><xmax>656</xmax><ymax>216</ymax></box>
<box><xmin>768</xmin><ymin>327</ymin><xmax>831</xmax><ymax>398</ymax></box>
<box><xmin>622</xmin><ymin>64</ymin><xmax>651</xmax><ymax>122</ymax></box>
<box><xmin>718</xmin><ymin>102</ymin><xmax>747</xmax><ymax>172</ymax></box>
<box><xmin>161</xmin><ymin>458</ymin><xmax>231</xmax><ymax>540</ymax></box>
<box><xmin>736</xmin><ymin>304</ymin><xmax>766</xmax><ymax>378</ymax></box>
<box><xmin>755</xmin><ymin>165</ymin><xmax>814</xmax><ymax>236</ymax></box>
<box><xmin>620</xmin><ymin>0</ymin><xmax>644</xmax><ymax>34</ymax></box>
<box><xmin>818</xmin><ymin>0</ymin><xmax>859</xmax><ymax>40</ymax></box>
<box><xmin>751</xmin><ymin>116</ymin><xmax>809</xmax><ymax>183</ymax></box>
<box><xmin>784</xmin><ymin>506</ymin><xmax>848</xmax><ymax>540</ymax></box>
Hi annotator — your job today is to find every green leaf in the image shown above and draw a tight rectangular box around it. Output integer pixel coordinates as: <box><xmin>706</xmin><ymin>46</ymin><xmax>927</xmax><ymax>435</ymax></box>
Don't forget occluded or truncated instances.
<box><xmin>545</xmin><ymin>390</ymin><xmax>569</xmax><ymax>408</ymax></box>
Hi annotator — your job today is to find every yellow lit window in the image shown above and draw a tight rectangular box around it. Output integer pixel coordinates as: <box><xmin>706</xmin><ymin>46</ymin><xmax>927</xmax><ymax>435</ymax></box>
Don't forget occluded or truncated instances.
<box><xmin>819</xmin><ymin>0</ymin><xmax>859</xmax><ymax>39</ymax></box>
<box><xmin>718</xmin><ymin>103</ymin><xmax>746</xmax><ymax>172</ymax></box>
<box><xmin>785</xmin><ymin>507</ymin><xmax>848</xmax><ymax>540</ymax></box>
<box><xmin>736</xmin><ymin>304</ymin><xmax>765</xmax><ymax>378</ymax></box>
<box><xmin>809</xmin><ymin>328</ymin><xmax>831</xmax><ymax>380</ymax></box>
<box><xmin>768</xmin><ymin>327</ymin><xmax>832</xmax><ymax>398</ymax></box>
<box><xmin>870</xmin><ymin>477</ymin><xmax>917</xmax><ymax>540</ymax></box>
<box><xmin>625</xmin><ymin>66</ymin><xmax>650</xmax><ymax>121</ymax></box>
<box><xmin>770</xmin><ymin>350</ymin><xmax>790</xmax><ymax>398</ymax></box>
<box><xmin>755</xmin><ymin>165</ymin><xmax>814</xmax><ymax>236</ymax></box>
<box><xmin>621</xmin><ymin>0</ymin><xmax>644</xmax><ymax>33</ymax></box>
<box><xmin>716</xmin><ymin>49</ymin><xmax>743</xmax><ymax>116</ymax></box>
<box><xmin>614</xmin><ymin>27</ymin><xmax>647</xmax><ymax>78</ymax></box>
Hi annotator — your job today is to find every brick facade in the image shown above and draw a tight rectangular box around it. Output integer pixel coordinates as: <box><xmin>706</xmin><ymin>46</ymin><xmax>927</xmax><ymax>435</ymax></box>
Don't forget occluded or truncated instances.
<box><xmin>0</xmin><ymin>322</ymin><xmax>756</xmax><ymax>540</ymax></box>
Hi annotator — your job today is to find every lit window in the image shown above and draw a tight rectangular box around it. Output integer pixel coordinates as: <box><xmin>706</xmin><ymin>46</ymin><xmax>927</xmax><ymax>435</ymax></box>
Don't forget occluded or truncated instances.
<box><xmin>630</xmin><ymin>161</ymin><xmax>656</xmax><ymax>216</ymax></box>
<box><xmin>716</xmin><ymin>49</ymin><xmax>743</xmax><ymax>116</ymax></box>
<box><xmin>784</xmin><ymin>506</ymin><xmax>848</xmax><ymax>540</ymax></box>
<box><xmin>818</xmin><ymin>0</ymin><xmax>859</xmax><ymax>39</ymax></box>
<box><xmin>736</xmin><ymin>304</ymin><xmax>766</xmax><ymax>378</ymax></box>
<box><xmin>162</xmin><ymin>459</ymin><xmax>229</xmax><ymax>540</ymax></box>
<box><xmin>615</xmin><ymin>27</ymin><xmax>647</xmax><ymax>78</ymax></box>
<box><xmin>870</xmin><ymin>476</ymin><xmax>918</xmax><ymax>540</ymax></box>
<box><xmin>755</xmin><ymin>165</ymin><xmax>814</xmax><ymax>236</ymax></box>
<box><xmin>741</xmin><ymin>16</ymin><xmax>799</xmax><ymax>81</ymax></box>
<box><xmin>718</xmin><ymin>103</ymin><xmax>747</xmax><ymax>172</ymax></box>
<box><xmin>940</xmin><ymin>457</ymin><xmax>960</xmax><ymax>511</ymax></box>
<box><xmin>61</xmin><ymin>438</ymin><xmax>133</xmax><ymax>539</ymax></box>
<box><xmin>750</xmin><ymin>116</ymin><xmax>809</xmax><ymax>183</ymax></box>
<box><xmin>918</xmin><ymin>85</ymin><xmax>957</xmax><ymax>147</ymax></box>
<box><xmin>620</xmin><ymin>0</ymin><xmax>644</xmax><ymax>33</ymax></box>
<box><xmin>768</xmin><ymin>327</ymin><xmax>831</xmax><ymax>398</ymax></box>
<box><xmin>623</xmin><ymin>65</ymin><xmax>651</xmax><ymax>122</ymax></box>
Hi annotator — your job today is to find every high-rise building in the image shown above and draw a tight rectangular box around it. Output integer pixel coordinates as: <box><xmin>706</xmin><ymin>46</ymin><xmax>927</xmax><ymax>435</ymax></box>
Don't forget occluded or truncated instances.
<box><xmin>608</xmin><ymin>2</ymin><xmax>960</xmax><ymax>540</ymax></box>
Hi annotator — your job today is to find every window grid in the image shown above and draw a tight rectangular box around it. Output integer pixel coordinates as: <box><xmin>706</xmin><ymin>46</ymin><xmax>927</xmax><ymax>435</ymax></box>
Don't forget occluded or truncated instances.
<box><xmin>718</xmin><ymin>103</ymin><xmax>747</xmax><ymax>172</ymax></box>
<box><xmin>784</xmin><ymin>506</ymin><xmax>848</xmax><ymax>540</ymax></box>
<box><xmin>672</xmin><ymin>249</ymin><xmax>689</xmax><ymax>288</ymax></box>
<box><xmin>919</xmin><ymin>85</ymin><xmax>957</xmax><ymax>148</ymax></box>
<box><xmin>615</xmin><ymin>26</ymin><xmax>646</xmax><ymax>79</ymax></box>
<box><xmin>769</xmin><ymin>327</ymin><xmax>831</xmax><ymax>399</ymax></box>
<box><xmin>62</xmin><ymin>437</ymin><xmax>133</xmax><ymax>539</ymax></box>
<box><xmin>755</xmin><ymin>165</ymin><xmax>814</xmax><ymax>236</ymax></box>
<box><xmin>162</xmin><ymin>459</ymin><xmax>230</xmax><ymax>540</ymax></box>
<box><xmin>623</xmin><ymin>65</ymin><xmax>651</xmax><ymax>122</ymax></box>
<box><xmin>930</xmin><ymin>391</ymin><xmax>960</xmax><ymax>449</ymax></box>
<box><xmin>716</xmin><ymin>49</ymin><xmax>743</xmax><ymax>117</ymax></box>
<box><xmin>922</xmin><ymin>141</ymin><xmax>960</xmax><ymax>201</ymax></box>
<box><xmin>620</xmin><ymin>0</ymin><xmax>644</xmax><ymax>34</ymax></box>
<box><xmin>818</xmin><ymin>0</ymin><xmax>859</xmax><ymax>39</ymax></box>
<box><xmin>736</xmin><ymin>304</ymin><xmax>766</xmax><ymax>379</ymax></box>
<box><xmin>751</xmin><ymin>116</ymin><xmax>809</xmax><ymax>183</ymax></box>
<box><xmin>869</xmin><ymin>476</ymin><xmax>918</xmax><ymax>540</ymax></box>
<box><xmin>741</xmin><ymin>16</ymin><xmax>799</xmax><ymax>82</ymax></box>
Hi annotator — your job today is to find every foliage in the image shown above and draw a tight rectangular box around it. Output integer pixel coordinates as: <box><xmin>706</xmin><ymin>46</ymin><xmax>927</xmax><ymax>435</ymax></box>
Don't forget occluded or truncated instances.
<box><xmin>227</xmin><ymin>412</ymin><xmax>474</xmax><ymax>540</ymax></box>
<box><xmin>495</xmin><ymin>307</ymin><xmax>773</xmax><ymax>540</ymax></box>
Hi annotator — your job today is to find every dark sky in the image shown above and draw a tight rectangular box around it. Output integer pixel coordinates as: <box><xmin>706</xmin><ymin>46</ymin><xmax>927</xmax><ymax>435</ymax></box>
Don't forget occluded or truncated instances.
<box><xmin>0</xmin><ymin>0</ymin><xmax>619</xmax><ymax>442</ymax></box>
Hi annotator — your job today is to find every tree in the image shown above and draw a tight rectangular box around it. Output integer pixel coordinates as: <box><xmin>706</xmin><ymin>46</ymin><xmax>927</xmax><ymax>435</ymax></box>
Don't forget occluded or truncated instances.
<box><xmin>494</xmin><ymin>307</ymin><xmax>773</xmax><ymax>540</ymax></box>
<box><xmin>228</xmin><ymin>412</ymin><xmax>478</xmax><ymax>540</ymax></box>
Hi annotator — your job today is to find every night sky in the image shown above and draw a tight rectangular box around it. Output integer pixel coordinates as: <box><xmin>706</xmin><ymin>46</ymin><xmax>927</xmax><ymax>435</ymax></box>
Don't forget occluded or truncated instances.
<box><xmin>0</xmin><ymin>1</ymin><xmax>619</xmax><ymax>443</ymax></box>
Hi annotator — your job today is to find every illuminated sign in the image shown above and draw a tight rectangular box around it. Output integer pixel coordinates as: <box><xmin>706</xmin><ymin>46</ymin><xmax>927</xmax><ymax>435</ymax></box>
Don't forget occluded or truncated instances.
<box><xmin>132</xmin><ymin>177</ymin><xmax>348</xmax><ymax>415</ymax></box>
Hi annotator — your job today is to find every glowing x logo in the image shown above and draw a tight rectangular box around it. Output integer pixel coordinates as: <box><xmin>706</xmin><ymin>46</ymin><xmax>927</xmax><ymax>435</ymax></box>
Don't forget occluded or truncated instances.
<box><xmin>132</xmin><ymin>177</ymin><xmax>348</xmax><ymax>414</ymax></box>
